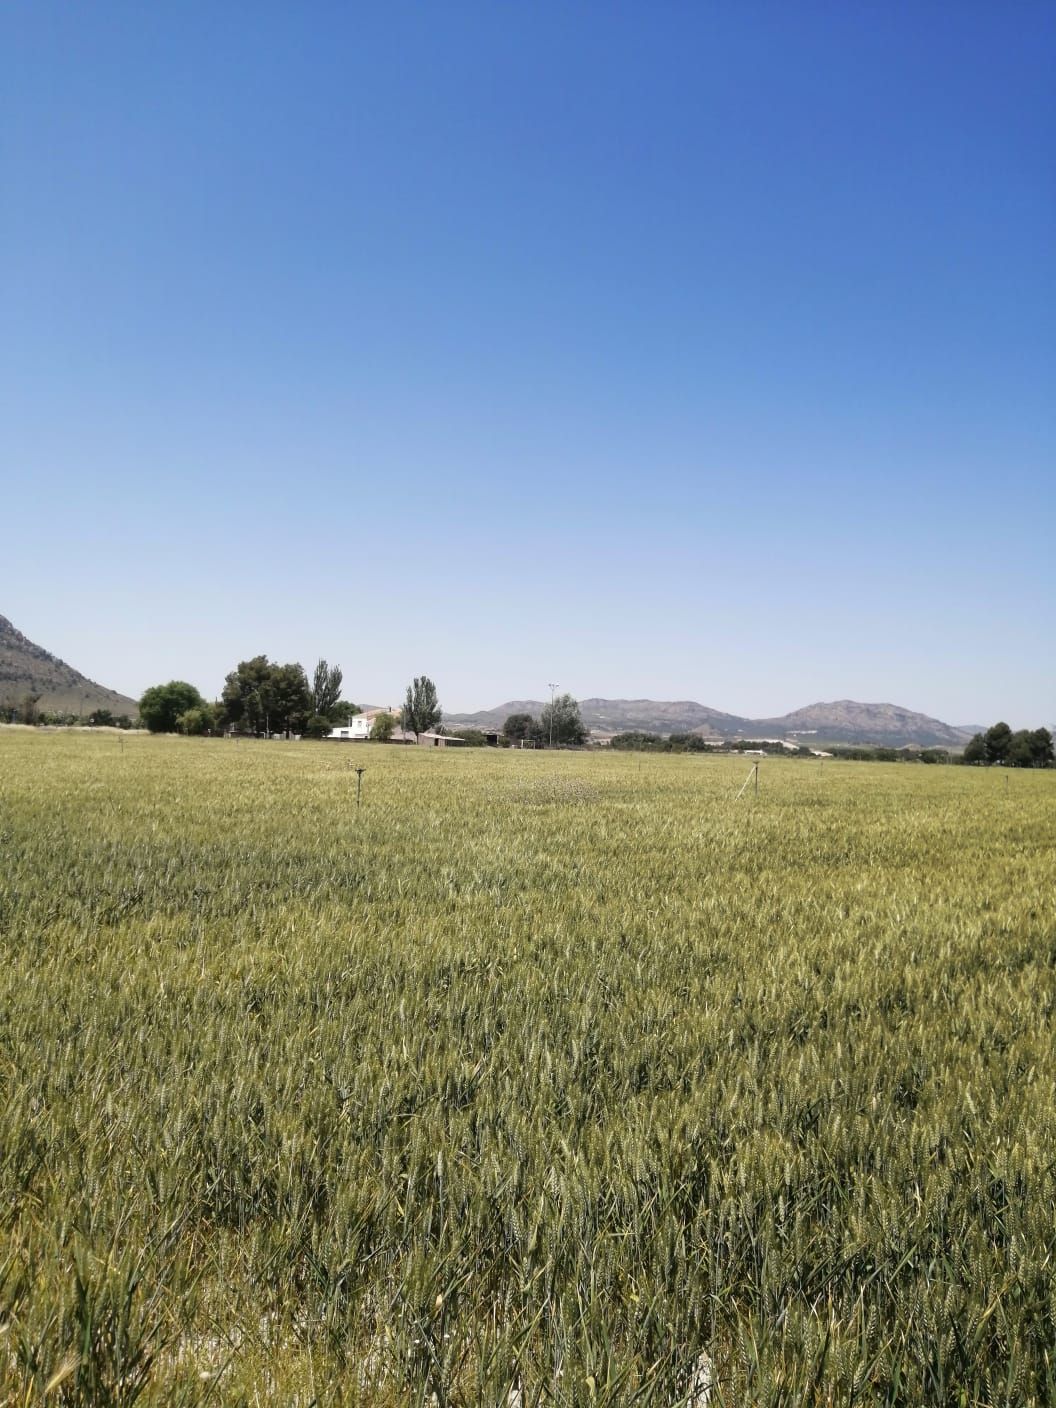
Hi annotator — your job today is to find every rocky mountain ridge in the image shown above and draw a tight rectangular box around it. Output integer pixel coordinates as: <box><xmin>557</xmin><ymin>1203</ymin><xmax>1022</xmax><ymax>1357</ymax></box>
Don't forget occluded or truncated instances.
<box><xmin>447</xmin><ymin>697</ymin><xmax>974</xmax><ymax>748</ymax></box>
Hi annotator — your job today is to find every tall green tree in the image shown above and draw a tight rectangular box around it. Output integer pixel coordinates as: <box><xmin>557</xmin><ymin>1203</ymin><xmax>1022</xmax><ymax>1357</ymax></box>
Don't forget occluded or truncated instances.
<box><xmin>1028</xmin><ymin>727</ymin><xmax>1054</xmax><ymax>766</ymax></box>
<box><xmin>139</xmin><ymin>681</ymin><xmax>206</xmax><ymax>734</ymax></box>
<box><xmin>312</xmin><ymin>659</ymin><xmax>344</xmax><ymax>719</ymax></box>
<box><xmin>541</xmin><ymin>693</ymin><xmax>587</xmax><ymax>746</ymax></box>
<box><xmin>268</xmin><ymin>663</ymin><xmax>312</xmax><ymax>737</ymax></box>
<box><xmin>983</xmin><ymin>722</ymin><xmax>1013</xmax><ymax>765</ymax></box>
<box><xmin>221</xmin><ymin>656</ymin><xmax>274</xmax><ymax>735</ymax></box>
<box><xmin>401</xmin><ymin>676</ymin><xmax>441</xmax><ymax>740</ymax></box>
<box><xmin>962</xmin><ymin>734</ymin><xmax>986</xmax><ymax>764</ymax></box>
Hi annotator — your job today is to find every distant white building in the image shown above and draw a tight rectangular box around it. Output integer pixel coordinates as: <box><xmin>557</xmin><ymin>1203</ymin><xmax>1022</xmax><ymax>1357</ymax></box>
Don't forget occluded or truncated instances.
<box><xmin>327</xmin><ymin>717</ymin><xmax>372</xmax><ymax>741</ymax></box>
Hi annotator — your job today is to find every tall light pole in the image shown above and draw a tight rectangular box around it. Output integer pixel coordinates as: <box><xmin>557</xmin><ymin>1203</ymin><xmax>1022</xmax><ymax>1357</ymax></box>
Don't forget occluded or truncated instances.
<box><xmin>547</xmin><ymin>682</ymin><xmax>558</xmax><ymax>750</ymax></box>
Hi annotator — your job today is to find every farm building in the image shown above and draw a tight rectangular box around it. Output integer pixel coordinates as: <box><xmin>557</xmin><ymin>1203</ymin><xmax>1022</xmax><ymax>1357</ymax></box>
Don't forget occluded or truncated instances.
<box><xmin>323</xmin><ymin>711</ymin><xmax>463</xmax><ymax>746</ymax></box>
<box><xmin>327</xmin><ymin>717</ymin><xmax>372</xmax><ymax>741</ymax></box>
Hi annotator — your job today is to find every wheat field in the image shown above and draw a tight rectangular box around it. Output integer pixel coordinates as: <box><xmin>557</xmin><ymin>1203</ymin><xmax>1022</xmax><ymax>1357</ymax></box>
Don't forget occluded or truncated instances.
<box><xmin>1</xmin><ymin>731</ymin><xmax>1054</xmax><ymax>1405</ymax></box>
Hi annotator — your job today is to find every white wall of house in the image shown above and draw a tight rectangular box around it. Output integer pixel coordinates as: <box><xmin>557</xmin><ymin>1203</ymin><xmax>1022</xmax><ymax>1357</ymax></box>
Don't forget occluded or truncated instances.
<box><xmin>328</xmin><ymin>717</ymin><xmax>372</xmax><ymax>740</ymax></box>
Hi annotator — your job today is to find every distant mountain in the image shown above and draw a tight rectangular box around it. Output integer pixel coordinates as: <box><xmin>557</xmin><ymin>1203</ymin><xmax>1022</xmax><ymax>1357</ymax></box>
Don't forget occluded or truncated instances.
<box><xmin>750</xmin><ymin>701</ymin><xmax>972</xmax><ymax>749</ymax></box>
<box><xmin>578</xmin><ymin>698</ymin><xmax>752</xmax><ymax>734</ymax></box>
<box><xmin>0</xmin><ymin>614</ymin><xmax>138</xmax><ymax>717</ymax></box>
<box><xmin>448</xmin><ymin>698</ymin><xmax>751</xmax><ymax>734</ymax></box>
<box><xmin>451</xmin><ymin>700</ymin><xmax>549</xmax><ymax>729</ymax></box>
<box><xmin>446</xmin><ymin>697</ymin><xmax>975</xmax><ymax>748</ymax></box>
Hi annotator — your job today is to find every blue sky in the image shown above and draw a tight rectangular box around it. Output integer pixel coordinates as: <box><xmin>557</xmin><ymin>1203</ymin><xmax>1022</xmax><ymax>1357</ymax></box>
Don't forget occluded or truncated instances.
<box><xmin>2</xmin><ymin>3</ymin><xmax>1053</xmax><ymax>725</ymax></box>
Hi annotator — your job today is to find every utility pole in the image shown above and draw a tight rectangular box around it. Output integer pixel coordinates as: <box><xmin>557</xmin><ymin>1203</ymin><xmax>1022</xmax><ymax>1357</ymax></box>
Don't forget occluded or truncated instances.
<box><xmin>547</xmin><ymin>682</ymin><xmax>558</xmax><ymax>750</ymax></box>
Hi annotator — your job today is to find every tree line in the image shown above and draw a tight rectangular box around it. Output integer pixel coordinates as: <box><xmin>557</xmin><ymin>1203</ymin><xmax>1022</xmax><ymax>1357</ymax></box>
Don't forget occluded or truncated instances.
<box><xmin>962</xmin><ymin>722</ymin><xmax>1053</xmax><ymax>768</ymax></box>
<box><xmin>607</xmin><ymin>732</ymin><xmax>812</xmax><ymax>755</ymax></box>
<box><xmin>25</xmin><ymin>674</ymin><xmax>1053</xmax><ymax>768</ymax></box>
<box><xmin>604</xmin><ymin>729</ymin><xmax>1053</xmax><ymax>765</ymax></box>
<box><xmin>137</xmin><ymin>662</ymin><xmax>447</xmax><ymax>743</ymax></box>
<box><xmin>137</xmin><ymin>674</ymin><xmax>592</xmax><ymax>749</ymax></box>
<box><xmin>138</xmin><ymin>657</ymin><xmax>354</xmax><ymax>737</ymax></box>
<box><xmin>0</xmin><ymin>696</ymin><xmax>137</xmax><ymax>728</ymax></box>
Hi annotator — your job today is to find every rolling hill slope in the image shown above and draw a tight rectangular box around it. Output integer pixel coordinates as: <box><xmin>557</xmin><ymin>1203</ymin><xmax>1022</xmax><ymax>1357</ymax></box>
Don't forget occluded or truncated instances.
<box><xmin>0</xmin><ymin>614</ymin><xmax>138</xmax><ymax>717</ymax></box>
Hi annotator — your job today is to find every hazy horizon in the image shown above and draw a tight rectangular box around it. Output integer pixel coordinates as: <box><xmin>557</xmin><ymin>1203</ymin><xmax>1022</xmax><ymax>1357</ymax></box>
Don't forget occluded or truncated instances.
<box><xmin>1</xmin><ymin>605</ymin><xmax>1044</xmax><ymax>732</ymax></box>
<box><xmin>3</xmin><ymin>5</ymin><xmax>1053</xmax><ymax>728</ymax></box>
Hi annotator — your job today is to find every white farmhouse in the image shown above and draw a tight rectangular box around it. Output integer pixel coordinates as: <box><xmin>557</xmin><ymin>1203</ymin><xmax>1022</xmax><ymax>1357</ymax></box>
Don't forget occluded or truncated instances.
<box><xmin>327</xmin><ymin>716</ymin><xmax>372</xmax><ymax>741</ymax></box>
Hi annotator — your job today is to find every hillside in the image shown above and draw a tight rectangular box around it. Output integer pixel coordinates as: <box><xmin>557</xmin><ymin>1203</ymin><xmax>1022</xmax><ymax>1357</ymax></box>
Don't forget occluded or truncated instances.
<box><xmin>578</xmin><ymin>698</ymin><xmax>751</xmax><ymax>735</ymax></box>
<box><xmin>447</xmin><ymin>697</ymin><xmax>974</xmax><ymax>748</ymax></box>
<box><xmin>0</xmin><ymin>614</ymin><xmax>139</xmax><ymax>717</ymax></box>
<box><xmin>751</xmin><ymin>701</ymin><xmax>972</xmax><ymax>749</ymax></box>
